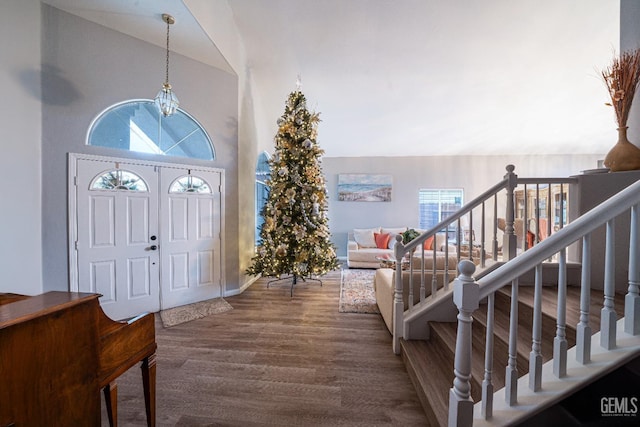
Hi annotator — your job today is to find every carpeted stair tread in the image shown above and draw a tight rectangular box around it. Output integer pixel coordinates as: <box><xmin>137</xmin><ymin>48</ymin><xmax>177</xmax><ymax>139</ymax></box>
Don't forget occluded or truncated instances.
<box><xmin>400</xmin><ymin>339</ymin><xmax>452</xmax><ymax>427</ymax></box>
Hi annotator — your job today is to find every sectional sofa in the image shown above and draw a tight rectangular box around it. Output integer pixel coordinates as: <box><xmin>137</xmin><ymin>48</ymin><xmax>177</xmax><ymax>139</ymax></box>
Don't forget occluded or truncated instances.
<box><xmin>346</xmin><ymin>226</ymin><xmax>459</xmax><ymax>332</ymax></box>
<box><xmin>346</xmin><ymin>226</ymin><xmax>456</xmax><ymax>269</ymax></box>
<box><xmin>373</xmin><ymin>262</ymin><xmax>457</xmax><ymax>333</ymax></box>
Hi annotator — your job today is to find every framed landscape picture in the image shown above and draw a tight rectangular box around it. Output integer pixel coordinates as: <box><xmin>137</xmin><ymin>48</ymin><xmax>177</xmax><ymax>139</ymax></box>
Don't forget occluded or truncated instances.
<box><xmin>337</xmin><ymin>174</ymin><xmax>392</xmax><ymax>202</ymax></box>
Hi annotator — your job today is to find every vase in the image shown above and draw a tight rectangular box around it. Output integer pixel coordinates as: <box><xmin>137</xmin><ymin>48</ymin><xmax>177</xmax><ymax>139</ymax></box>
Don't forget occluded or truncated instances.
<box><xmin>603</xmin><ymin>127</ymin><xmax>640</xmax><ymax>172</ymax></box>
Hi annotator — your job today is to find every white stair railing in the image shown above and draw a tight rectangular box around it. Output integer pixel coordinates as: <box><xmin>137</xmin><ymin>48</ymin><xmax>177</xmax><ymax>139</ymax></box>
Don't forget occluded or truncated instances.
<box><xmin>391</xmin><ymin>164</ymin><xmax>577</xmax><ymax>354</ymax></box>
<box><xmin>448</xmin><ymin>178</ymin><xmax>640</xmax><ymax>426</ymax></box>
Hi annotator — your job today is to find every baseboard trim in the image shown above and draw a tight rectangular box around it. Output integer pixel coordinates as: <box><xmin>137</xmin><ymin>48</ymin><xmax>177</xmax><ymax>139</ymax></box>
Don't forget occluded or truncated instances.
<box><xmin>225</xmin><ymin>274</ymin><xmax>261</xmax><ymax>297</ymax></box>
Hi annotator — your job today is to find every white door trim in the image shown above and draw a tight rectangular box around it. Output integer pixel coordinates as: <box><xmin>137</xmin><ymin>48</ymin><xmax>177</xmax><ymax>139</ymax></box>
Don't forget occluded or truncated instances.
<box><xmin>68</xmin><ymin>153</ymin><xmax>226</xmax><ymax>297</ymax></box>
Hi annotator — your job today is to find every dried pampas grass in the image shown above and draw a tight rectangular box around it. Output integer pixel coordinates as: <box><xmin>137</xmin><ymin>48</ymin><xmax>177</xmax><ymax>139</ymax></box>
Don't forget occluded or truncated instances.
<box><xmin>601</xmin><ymin>48</ymin><xmax>640</xmax><ymax>128</ymax></box>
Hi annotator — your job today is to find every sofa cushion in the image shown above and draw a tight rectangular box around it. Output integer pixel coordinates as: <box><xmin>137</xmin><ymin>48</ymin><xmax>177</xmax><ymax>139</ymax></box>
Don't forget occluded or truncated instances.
<box><xmin>411</xmin><ymin>251</ymin><xmax>458</xmax><ymax>270</ymax></box>
<box><xmin>353</xmin><ymin>227</ymin><xmax>380</xmax><ymax>248</ymax></box>
<box><xmin>374</xmin><ymin>267</ymin><xmax>453</xmax><ymax>333</ymax></box>
<box><xmin>348</xmin><ymin>248</ymin><xmax>391</xmax><ymax>263</ymax></box>
<box><xmin>374</xmin><ymin>232</ymin><xmax>391</xmax><ymax>249</ymax></box>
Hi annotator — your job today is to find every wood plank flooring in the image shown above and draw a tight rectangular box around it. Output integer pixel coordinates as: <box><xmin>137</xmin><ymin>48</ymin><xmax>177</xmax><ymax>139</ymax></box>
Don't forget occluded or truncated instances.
<box><xmin>100</xmin><ymin>269</ymin><xmax>428</xmax><ymax>426</ymax></box>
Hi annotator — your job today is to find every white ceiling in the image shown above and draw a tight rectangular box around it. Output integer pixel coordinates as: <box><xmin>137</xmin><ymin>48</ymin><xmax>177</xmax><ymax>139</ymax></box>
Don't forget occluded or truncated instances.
<box><xmin>43</xmin><ymin>0</ymin><xmax>620</xmax><ymax>158</ymax></box>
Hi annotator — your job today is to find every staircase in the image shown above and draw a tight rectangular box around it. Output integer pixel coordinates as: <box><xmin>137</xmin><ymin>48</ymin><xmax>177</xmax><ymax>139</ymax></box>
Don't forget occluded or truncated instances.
<box><xmin>400</xmin><ymin>282</ymin><xmax>626</xmax><ymax>426</ymax></box>
<box><xmin>387</xmin><ymin>166</ymin><xmax>640</xmax><ymax>426</ymax></box>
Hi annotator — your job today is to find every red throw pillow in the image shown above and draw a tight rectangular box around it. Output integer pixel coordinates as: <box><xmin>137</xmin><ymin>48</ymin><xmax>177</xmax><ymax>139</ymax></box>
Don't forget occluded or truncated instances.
<box><xmin>423</xmin><ymin>235</ymin><xmax>435</xmax><ymax>250</ymax></box>
<box><xmin>374</xmin><ymin>232</ymin><xmax>391</xmax><ymax>249</ymax></box>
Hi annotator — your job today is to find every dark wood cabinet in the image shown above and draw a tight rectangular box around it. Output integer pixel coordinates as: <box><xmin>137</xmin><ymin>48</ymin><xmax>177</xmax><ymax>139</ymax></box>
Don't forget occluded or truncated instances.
<box><xmin>0</xmin><ymin>292</ymin><xmax>102</xmax><ymax>426</ymax></box>
<box><xmin>0</xmin><ymin>292</ymin><xmax>157</xmax><ymax>427</ymax></box>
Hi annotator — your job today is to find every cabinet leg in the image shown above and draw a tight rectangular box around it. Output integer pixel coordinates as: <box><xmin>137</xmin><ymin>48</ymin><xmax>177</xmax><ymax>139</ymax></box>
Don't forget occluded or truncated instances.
<box><xmin>103</xmin><ymin>381</ymin><xmax>118</xmax><ymax>427</ymax></box>
<box><xmin>141</xmin><ymin>353</ymin><xmax>157</xmax><ymax>427</ymax></box>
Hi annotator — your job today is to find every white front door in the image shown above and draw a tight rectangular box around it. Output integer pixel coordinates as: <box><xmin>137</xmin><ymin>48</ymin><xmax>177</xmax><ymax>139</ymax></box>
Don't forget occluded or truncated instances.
<box><xmin>71</xmin><ymin>155</ymin><xmax>224</xmax><ymax>319</ymax></box>
<box><xmin>159</xmin><ymin>167</ymin><xmax>222</xmax><ymax>309</ymax></box>
<box><xmin>76</xmin><ymin>159</ymin><xmax>160</xmax><ymax>320</ymax></box>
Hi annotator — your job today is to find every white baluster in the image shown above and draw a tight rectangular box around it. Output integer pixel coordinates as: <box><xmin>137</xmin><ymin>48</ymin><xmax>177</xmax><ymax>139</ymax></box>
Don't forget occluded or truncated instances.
<box><xmin>601</xmin><ymin>219</ymin><xmax>617</xmax><ymax>350</ymax></box>
<box><xmin>576</xmin><ymin>234</ymin><xmax>592</xmax><ymax>364</ymax></box>
<box><xmin>419</xmin><ymin>247</ymin><xmax>426</xmax><ymax>303</ymax></box>
<box><xmin>625</xmin><ymin>204</ymin><xmax>640</xmax><ymax>335</ymax></box>
<box><xmin>529</xmin><ymin>264</ymin><xmax>543</xmax><ymax>391</ymax></box>
<box><xmin>553</xmin><ymin>249</ymin><xmax>568</xmax><ymax>378</ymax></box>
<box><xmin>430</xmin><ymin>245</ymin><xmax>437</xmax><ymax>298</ymax></box>
<box><xmin>393</xmin><ymin>236</ymin><xmax>404</xmax><ymax>355</ymax></box>
<box><xmin>505</xmin><ymin>278</ymin><xmax>519</xmax><ymax>405</ymax></box>
<box><xmin>408</xmin><ymin>257</ymin><xmax>414</xmax><ymax>310</ymax></box>
<box><xmin>482</xmin><ymin>293</ymin><xmax>495</xmax><ymax>419</ymax></box>
<box><xmin>444</xmin><ymin>229</ymin><xmax>451</xmax><ymax>291</ymax></box>
<box><xmin>492</xmin><ymin>194</ymin><xmax>499</xmax><ymax>260</ymax></box>
<box><xmin>448</xmin><ymin>260</ymin><xmax>478</xmax><ymax>427</ymax></box>
<box><xmin>481</xmin><ymin>202</ymin><xmax>487</xmax><ymax>267</ymax></box>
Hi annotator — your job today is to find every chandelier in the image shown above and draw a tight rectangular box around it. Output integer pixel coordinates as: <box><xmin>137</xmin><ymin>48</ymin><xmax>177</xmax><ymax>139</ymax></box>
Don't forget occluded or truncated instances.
<box><xmin>155</xmin><ymin>13</ymin><xmax>179</xmax><ymax>117</ymax></box>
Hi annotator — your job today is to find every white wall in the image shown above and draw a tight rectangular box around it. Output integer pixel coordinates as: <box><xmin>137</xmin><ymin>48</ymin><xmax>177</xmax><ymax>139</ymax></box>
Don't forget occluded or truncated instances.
<box><xmin>621</xmin><ymin>0</ymin><xmax>640</xmax><ymax>146</ymax></box>
<box><xmin>184</xmin><ymin>0</ymin><xmax>269</xmax><ymax>291</ymax></box>
<box><xmin>324</xmin><ymin>154</ymin><xmax>603</xmax><ymax>257</ymax></box>
<box><xmin>0</xmin><ymin>1</ymin><xmax>43</xmax><ymax>294</ymax></box>
<box><xmin>40</xmin><ymin>5</ymin><xmax>240</xmax><ymax>293</ymax></box>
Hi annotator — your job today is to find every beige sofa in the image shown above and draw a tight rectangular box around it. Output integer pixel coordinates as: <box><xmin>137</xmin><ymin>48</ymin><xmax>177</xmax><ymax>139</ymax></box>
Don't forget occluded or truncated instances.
<box><xmin>373</xmin><ymin>256</ymin><xmax>457</xmax><ymax>333</ymax></box>
<box><xmin>346</xmin><ymin>227</ymin><xmax>455</xmax><ymax>269</ymax></box>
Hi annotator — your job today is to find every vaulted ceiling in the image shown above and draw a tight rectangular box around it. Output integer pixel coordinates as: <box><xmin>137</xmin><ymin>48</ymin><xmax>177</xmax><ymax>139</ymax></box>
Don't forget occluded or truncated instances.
<box><xmin>43</xmin><ymin>0</ymin><xmax>620</xmax><ymax>157</ymax></box>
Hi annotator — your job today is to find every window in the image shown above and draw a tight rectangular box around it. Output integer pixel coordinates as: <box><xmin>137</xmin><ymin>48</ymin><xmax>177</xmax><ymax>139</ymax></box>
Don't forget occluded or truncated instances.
<box><xmin>88</xmin><ymin>99</ymin><xmax>215</xmax><ymax>160</ymax></box>
<box><xmin>90</xmin><ymin>169</ymin><xmax>148</xmax><ymax>192</ymax></box>
<box><xmin>418</xmin><ymin>189</ymin><xmax>463</xmax><ymax>230</ymax></box>
<box><xmin>255</xmin><ymin>152</ymin><xmax>271</xmax><ymax>244</ymax></box>
<box><xmin>169</xmin><ymin>176</ymin><xmax>212</xmax><ymax>194</ymax></box>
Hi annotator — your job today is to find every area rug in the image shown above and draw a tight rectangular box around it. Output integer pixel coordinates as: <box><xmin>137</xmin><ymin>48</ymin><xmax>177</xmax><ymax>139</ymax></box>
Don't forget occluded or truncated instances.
<box><xmin>160</xmin><ymin>298</ymin><xmax>233</xmax><ymax>328</ymax></box>
<box><xmin>339</xmin><ymin>269</ymin><xmax>380</xmax><ymax>314</ymax></box>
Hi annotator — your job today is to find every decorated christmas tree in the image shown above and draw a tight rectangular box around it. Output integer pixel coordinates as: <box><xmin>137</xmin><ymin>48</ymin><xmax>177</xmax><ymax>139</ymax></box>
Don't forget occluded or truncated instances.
<box><xmin>247</xmin><ymin>89</ymin><xmax>338</xmax><ymax>281</ymax></box>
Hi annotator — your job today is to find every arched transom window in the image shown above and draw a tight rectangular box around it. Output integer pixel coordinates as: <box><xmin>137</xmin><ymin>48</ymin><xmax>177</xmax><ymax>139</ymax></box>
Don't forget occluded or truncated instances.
<box><xmin>169</xmin><ymin>175</ymin><xmax>212</xmax><ymax>194</ymax></box>
<box><xmin>90</xmin><ymin>169</ymin><xmax>149</xmax><ymax>192</ymax></box>
<box><xmin>87</xmin><ymin>99</ymin><xmax>215</xmax><ymax>160</ymax></box>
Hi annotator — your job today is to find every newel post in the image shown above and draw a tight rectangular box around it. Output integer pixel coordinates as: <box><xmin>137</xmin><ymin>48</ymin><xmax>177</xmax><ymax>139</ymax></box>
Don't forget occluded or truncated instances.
<box><xmin>448</xmin><ymin>260</ymin><xmax>479</xmax><ymax>427</ymax></box>
<box><xmin>392</xmin><ymin>234</ymin><xmax>405</xmax><ymax>355</ymax></box>
<box><xmin>625</xmin><ymin>204</ymin><xmax>640</xmax><ymax>335</ymax></box>
<box><xmin>503</xmin><ymin>165</ymin><xmax>518</xmax><ymax>260</ymax></box>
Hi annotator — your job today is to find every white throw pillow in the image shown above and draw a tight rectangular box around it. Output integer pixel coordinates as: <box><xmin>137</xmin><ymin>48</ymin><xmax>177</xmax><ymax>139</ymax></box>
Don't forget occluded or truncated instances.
<box><xmin>353</xmin><ymin>227</ymin><xmax>380</xmax><ymax>248</ymax></box>
<box><xmin>381</xmin><ymin>227</ymin><xmax>407</xmax><ymax>249</ymax></box>
<box><xmin>388</xmin><ymin>235</ymin><xmax>401</xmax><ymax>250</ymax></box>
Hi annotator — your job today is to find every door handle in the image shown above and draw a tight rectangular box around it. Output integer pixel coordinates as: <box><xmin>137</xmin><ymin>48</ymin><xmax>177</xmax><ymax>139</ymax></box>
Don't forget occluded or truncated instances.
<box><xmin>150</xmin><ymin>245</ymin><xmax>158</xmax><ymax>251</ymax></box>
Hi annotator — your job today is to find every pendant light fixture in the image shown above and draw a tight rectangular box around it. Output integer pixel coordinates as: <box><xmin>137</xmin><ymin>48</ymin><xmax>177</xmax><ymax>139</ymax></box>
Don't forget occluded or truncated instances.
<box><xmin>155</xmin><ymin>13</ymin><xmax>179</xmax><ymax>117</ymax></box>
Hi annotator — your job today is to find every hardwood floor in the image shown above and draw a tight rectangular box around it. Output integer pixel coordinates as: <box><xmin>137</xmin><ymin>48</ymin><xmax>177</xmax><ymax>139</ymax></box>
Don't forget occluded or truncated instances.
<box><xmin>101</xmin><ymin>269</ymin><xmax>428</xmax><ymax>426</ymax></box>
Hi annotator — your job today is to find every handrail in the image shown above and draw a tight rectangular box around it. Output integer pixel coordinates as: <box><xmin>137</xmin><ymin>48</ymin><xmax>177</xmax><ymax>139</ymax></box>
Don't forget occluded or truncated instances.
<box><xmin>395</xmin><ymin>168</ymin><xmax>578</xmax><ymax>256</ymax></box>
<box><xmin>516</xmin><ymin>177</ymin><xmax>578</xmax><ymax>185</ymax></box>
<box><xmin>389</xmin><ymin>164</ymin><xmax>585</xmax><ymax>355</ymax></box>
<box><xmin>448</xmin><ymin>175</ymin><xmax>640</xmax><ymax>426</ymax></box>
<box><xmin>397</xmin><ymin>177</ymin><xmax>510</xmax><ymax>254</ymax></box>
<box><xmin>477</xmin><ymin>177</ymin><xmax>640</xmax><ymax>299</ymax></box>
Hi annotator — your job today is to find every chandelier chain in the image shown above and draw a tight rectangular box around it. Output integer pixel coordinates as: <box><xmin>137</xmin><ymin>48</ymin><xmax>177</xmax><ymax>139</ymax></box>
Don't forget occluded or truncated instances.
<box><xmin>164</xmin><ymin>18</ymin><xmax>170</xmax><ymax>85</ymax></box>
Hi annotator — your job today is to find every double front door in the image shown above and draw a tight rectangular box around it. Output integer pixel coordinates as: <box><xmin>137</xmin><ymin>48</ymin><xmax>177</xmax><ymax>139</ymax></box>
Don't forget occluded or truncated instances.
<box><xmin>71</xmin><ymin>155</ymin><xmax>223</xmax><ymax>320</ymax></box>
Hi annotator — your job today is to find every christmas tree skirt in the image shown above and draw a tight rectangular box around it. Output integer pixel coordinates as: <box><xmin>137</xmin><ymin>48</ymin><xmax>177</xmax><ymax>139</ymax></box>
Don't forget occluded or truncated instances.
<box><xmin>160</xmin><ymin>298</ymin><xmax>233</xmax><ymax>328</ymax></box>
<box><xmin>339</xmin><ymin>269</ymin><xmax>380</xmax><ymax>314</ymax></box>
